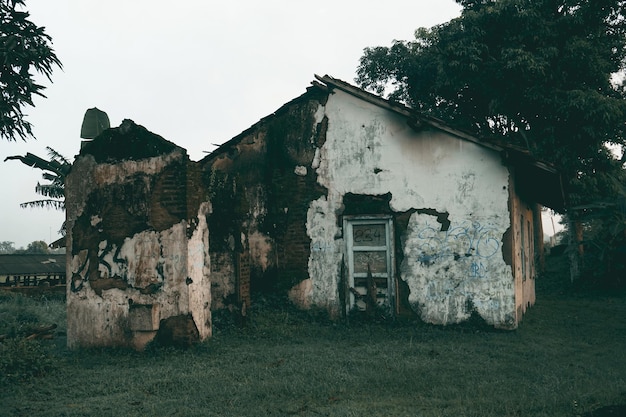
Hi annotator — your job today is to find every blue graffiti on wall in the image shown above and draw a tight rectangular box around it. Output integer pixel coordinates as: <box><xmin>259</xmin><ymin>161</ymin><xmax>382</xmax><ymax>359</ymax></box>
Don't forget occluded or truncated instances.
<box><xmin>415</xmin><ymin>221</ymin><xmax>500</xmax><ymax>278</ymax></box>
<box><xmin>469</xmin><ymin>260</ymin><xmax>488</xmax><ymax>278</ymax></box>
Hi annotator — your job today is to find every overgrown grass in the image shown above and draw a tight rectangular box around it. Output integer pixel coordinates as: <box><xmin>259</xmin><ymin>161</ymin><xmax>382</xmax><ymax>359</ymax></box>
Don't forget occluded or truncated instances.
<box><xmin>1</xmin><ymin>263</ymin><xmax>625</xmax><ymax>417</ymax></box>
<box><xmin>0</xmin><ymin>291</ymin><xmax>66</xmax><ymax>338</ymax></box>
<box><xmin>0</xmin><ymin>291</ymin><xmax>65</xmax><ymax>384</ymax></box>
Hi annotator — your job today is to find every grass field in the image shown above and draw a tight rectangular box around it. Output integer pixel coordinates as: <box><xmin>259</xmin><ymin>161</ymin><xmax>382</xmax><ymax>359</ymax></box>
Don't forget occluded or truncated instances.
<box><xmin>1</xmin><ymin>259</ymin><xmax>625</xmax><ymax>417</ymax></box>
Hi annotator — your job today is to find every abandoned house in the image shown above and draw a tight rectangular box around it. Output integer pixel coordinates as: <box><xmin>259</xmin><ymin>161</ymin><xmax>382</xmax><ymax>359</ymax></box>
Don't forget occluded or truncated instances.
<box><xmin>64</xmin><ymin>75</ymin><xmax>563</xmax><ymax>349</ymax></box>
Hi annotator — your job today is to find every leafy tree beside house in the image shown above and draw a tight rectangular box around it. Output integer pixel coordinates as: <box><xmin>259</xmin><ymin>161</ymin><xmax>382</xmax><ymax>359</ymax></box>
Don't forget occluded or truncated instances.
<box><xmin>4</xmin><ymin>108</ymin><xmax>110</xmax><ymax>250</ymax></box>
<box><xmin>0</xmin><ymin>0</ymin><xmax>61</xmax><ymax>141</ymax></box>
<box><xmin>356</xmin><ymin>0</ymin><xmax>626</xmax><ymax>285</ymax></box>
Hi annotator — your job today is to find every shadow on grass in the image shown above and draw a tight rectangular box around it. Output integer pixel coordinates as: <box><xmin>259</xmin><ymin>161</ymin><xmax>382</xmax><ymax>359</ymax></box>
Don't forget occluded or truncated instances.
<box><xmin>583</xmin><ymin>404</ymin><xmax>626</xmax><ymax>417</ymax></box>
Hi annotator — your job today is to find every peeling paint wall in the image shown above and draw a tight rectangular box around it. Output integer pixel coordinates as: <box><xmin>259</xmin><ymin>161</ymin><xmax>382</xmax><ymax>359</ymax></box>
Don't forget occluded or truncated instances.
<box><xmin>65</xmin><ymin>121</ymin><xmax>211</xmax><ymax>349</ymax></box>
<box><xmin>201</xmin><ymin>86</ymin><xmax>541</xmax><ymax>328</ymax></box>
<box><xmin>198</xmin><ymin>83</ymin><xmax>542</xmax><ymax>329</ymax></box>
<box><xmin>65</xmin><ymin>87</ymin><xmax>545</xmax><ymax>341</ymax></box>
<box><xmin>307</xmin><ymin>89</ymin><xmax>517</xmax><ymax>327</ymax></box>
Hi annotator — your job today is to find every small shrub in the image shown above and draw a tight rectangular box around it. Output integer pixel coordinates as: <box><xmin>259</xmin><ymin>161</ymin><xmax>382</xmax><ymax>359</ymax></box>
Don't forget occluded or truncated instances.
<box><xmin>0</xmin><ymin>337</ymin><xmax>55</xmax><ymax>383</ymax></box>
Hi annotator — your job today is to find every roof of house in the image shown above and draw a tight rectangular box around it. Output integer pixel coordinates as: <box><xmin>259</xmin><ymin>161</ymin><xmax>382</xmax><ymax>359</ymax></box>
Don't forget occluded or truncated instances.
<box><xmin>204</xmin><ymin>74</ymin><xmax>566</xmax><ymax>212</ymax></box>
<box><xmin>0</xmin><ymin>254</ymin><xmax>66</xmax><ymax>276</ymax></box>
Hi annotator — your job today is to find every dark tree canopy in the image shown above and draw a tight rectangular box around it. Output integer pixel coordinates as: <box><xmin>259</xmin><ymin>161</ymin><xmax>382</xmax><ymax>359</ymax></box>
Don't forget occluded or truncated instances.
<box><xmin>357</xmin><ymin>0</ymin><xmax>626</xmax><ymax>194</ymax></box>
<box><xmin>0</xmin><ymin>0</ymin><xmax>61</xmax><ymax>141</ymax></box>
<box><xmin>357</xmin><ymin>0</ymin><xmax>626</xmax><ymax>285</ymax></box>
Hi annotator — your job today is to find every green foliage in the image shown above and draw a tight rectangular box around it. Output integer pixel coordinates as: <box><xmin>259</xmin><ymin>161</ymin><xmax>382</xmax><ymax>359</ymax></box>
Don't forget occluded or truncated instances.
<box><xmin>15</xmin><ymin>239</ymin><xmax>49</xmax><ymax>253</ymax></box>
<box><xmin>0</xmin><ymin>337</ymin><xmax>54</xmax><ymax>383</ymax></box>
<box><xmin>0</xmin><ymin>292</ymin><xmax>63</xmax><ymax>383</ymax></box>
<box><xmin>1</xmin><ymin>290</ymin><xmax>626</xmax><ymax>415</ymax></box>
<box><xmin>0</xmin><ymin>0</ymin><xmax>62</xmax><ymax>141</ymax></box>
<box><xmin>4</xmin><ymin>146</ymin><xmax>70</xmax><ymax>210</ymax></box>
<box><xmin>0</xmin><ymin>291</ymin><xmax>65</xmax><ymax>337</ymax></box>
<box><xmin>0</xmin><ymin>240</ymin><xmax>15</xmax><ymax>253</ymax></box>
<box><xmin>357</xmin><ymin>0</ymin><xmax>626</xmax><ymax>286</ymax></box>
<box><xmin>0</xmin><ymin>338</ymin><xmax>50</xmax><ymax>381</ymax></box>
<box><xmin>357</xmin><ymin>0</ymin><xmax>626</xmax><ymax>180</ymax></box>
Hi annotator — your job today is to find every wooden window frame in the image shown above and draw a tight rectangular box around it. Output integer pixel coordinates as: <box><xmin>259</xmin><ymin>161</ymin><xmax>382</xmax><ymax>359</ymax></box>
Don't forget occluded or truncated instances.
<box><xmin>343</xmin><ymin>215</ymin><xmax>395</xmax><ymax>315</ymax></box>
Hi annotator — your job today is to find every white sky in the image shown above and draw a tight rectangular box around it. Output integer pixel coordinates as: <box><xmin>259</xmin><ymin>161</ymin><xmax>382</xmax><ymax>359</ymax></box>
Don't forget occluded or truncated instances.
<box><xmin>1</xmin><ymin>1</ymin><xmax>466</xmax><ymax>249</ymax></box>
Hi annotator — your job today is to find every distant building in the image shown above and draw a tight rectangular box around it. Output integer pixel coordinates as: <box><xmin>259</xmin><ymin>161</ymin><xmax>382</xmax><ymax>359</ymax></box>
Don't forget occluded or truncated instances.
<box><xmin>0</xmin><ymin>254</ymin><xmax>66</xmax><ymax>287</ymax></box>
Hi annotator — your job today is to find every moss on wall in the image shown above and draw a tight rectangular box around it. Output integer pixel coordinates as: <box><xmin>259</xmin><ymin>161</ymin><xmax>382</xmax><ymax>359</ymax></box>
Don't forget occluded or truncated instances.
<box><xmin>202</xmin><ymin>92</ymin><xmax>329</xmax><ymax>300</ymax></box>
<box><xmin>204</xmin><ymin>169</ymin><xmax>248</xmax><ymax>253</ymax></box>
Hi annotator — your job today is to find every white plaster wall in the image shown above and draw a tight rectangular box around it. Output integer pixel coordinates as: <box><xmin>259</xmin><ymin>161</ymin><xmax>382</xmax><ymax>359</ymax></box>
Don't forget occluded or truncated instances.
<box><xmin>66</xmin><ymin>285</ymin><xmax>131</xmax><ymax>347</ymax></box>
<box><xmin>187</xmin><ymin>202</ymin><xmax>212</xmax><ymax>340</ymax></box>
<box><xmin>306</xmin><ymin>90</ymin><xmax>515</xmax><ymax>327</ymax></box>
<box><xmin>306</xmin><ymin>191</ymin><xmax>344</xmax><ymax>312</ymax></box>
<box><xmin>67</xmin><ymin>222</ymin><xmax>200</xmax><ymax>348</ymax></box>
<box><xmin>66</xmin><ymin>152</ymin><xmax>212</xmax><ymax>348</ymax></box>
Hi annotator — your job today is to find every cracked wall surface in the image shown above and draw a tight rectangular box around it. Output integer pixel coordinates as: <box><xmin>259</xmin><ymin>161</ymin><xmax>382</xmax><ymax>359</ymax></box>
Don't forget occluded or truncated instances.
<box><xmin>200</xmin><ymin>85</ymin><xmax>534</xmax><ymax>328</ymax></box>
<box><xmin>200</xmin><ymin>91</ymin><xmax>328</xmax><ymax>312</ymax></box>
<box><xmin>64</xmin><ymin>84</ymin><xmax>542</xmax><ymax>345</ymax></box>
<box><xmin>307</xmin><ymin>89</ymin><xmax>517</xmax><ymax>327</ymax></box>
<box><xmin>201</xmin><ymin>85</ymin><xmax>538</xmax><ymax>328</ymax></box>
<box><xmin>65</xmin><ymin>120</ymin><xmax>211</xmax><ymax>349</ymax></box>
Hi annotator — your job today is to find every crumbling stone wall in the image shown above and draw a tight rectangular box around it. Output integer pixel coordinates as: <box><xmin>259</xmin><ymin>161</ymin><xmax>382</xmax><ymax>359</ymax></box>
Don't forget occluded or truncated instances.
<box><xmin>64</xmin><ymin>81</ymin><xmax>547</xmax><ymax>337</ymax></box>
<box><xmin>65</xmin><ymin>120</ymin><xmax>211</xmax><ymax>349</ymax></box>
<box><xmin>200</xmin><ymin>84</ymin><xmax>532</xmax><ymax>329</ymax></box>
<box><xmin>200</xmin><ymin>89</ymin><xmax>328</xmax><ymax>312</ymax></box>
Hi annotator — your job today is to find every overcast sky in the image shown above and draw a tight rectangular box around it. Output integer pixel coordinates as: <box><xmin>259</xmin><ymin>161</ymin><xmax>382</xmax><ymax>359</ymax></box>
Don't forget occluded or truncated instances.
<box><xmin>0</xmin><ymin>1</ymin><xmax>467</xmax><ymax>249</ymax></box>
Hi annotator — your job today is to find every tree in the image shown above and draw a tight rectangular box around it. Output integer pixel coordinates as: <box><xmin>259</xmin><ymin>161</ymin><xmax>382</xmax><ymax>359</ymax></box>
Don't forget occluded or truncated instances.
<box><xmin>0</xmin><ymin>240</ymin><xmax>15</xmax><ymax>253</ymax></box>
<box><xmin>0</xmin><ymin>0</ymin><xmax>62</xmax><ymax>141</ymax></box>
<box><xmin>15</xmin><ymin>240</ymin><xmax>48</xmax><ymax>254</ymax></box>
<box><xmin>4</xmin><ymin>146</ymin><xmax>69</xmax><ymax>209</ymax></box>
<box><xmin>4</xmin><ymin>108</ymin><xmax>108</xmax><ymax>210</ymax></box>
<box><xmin>357</xmin><ymin>0</ymin><xmax>626</xmax><ymax>284</ymax></box>
<box><xmin>357</xmin><ymin>0</ymin><xmax>626</xmax><ymax>182</ymax></box>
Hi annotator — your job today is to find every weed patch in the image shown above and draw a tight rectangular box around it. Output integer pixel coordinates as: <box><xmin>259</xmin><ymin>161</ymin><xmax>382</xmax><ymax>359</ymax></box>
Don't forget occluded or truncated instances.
<box><xmin>0</xmin><ymin>337</ymin><xmax>55</xmax><ymax>383</ymax></box>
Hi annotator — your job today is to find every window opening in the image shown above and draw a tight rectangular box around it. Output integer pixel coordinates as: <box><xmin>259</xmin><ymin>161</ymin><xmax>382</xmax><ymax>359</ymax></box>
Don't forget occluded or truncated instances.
<box><xmin>343</xmin><ymin>216</ymin><xmax>395</xmax><ymax>315</ymax></box>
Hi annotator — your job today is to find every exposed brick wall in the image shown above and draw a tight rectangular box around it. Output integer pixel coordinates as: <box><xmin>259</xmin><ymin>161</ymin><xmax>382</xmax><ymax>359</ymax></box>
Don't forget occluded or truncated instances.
<box><xmin>210</xmin><ymin>252</ymin><xmax>236</xmax><ymax>309</ymax></box>
<box><xmin>150</xmin><ymin>160</ymin><xmax>188</xmax><ymax>231</ymax></box>
<box><xmin>66</xmin><ymin>120</ymin><xmax>213</xmax><ymax>348</ymax></box>
<box><xmin>266</xmin><ymin>171</ymin><xmax>325</xmax><ymax>292</ymax></box>
<box><xmin>201</xmin><ymin>87</ymin><xmax>329</xmax><ymax>306</ymax></box>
